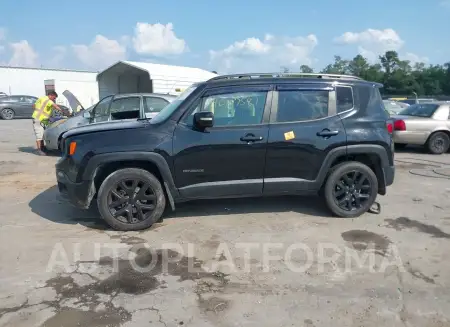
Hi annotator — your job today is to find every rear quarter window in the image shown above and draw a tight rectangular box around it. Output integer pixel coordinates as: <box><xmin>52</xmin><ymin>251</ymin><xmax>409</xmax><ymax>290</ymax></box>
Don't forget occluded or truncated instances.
<box><xmin>336</xmin><ymin>86</ymin><xmax>354</xmax><ymax>113</ymax></box>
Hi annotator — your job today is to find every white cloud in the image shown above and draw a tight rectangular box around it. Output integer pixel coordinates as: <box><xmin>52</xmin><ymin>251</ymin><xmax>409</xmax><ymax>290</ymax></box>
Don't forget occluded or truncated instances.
<box><xmin>209</xmin><ymin>33</ymin><xmax>318</xmax><ymax>73</ymax></box>
<box><xmin>403</xmin><ymin>52</ymin><xmax>429</xmax><ymax>65</ymax></box>
<box><xmin>334</xmin><ymin>28</ymin><xmax>404</xmax><ymax>61</ymax></box>
<box><xmin>8</xmin><ymin>40</ymin><xmax>39</xmax><ymax>67</ymax></box>
<box><xmin>72</xmin><ymin>35</ymin><xmax>127</xmax><ymax>70</ymax></box>
<box><xmin>132</xmin><ymin>22</ymin><xmax>187</xmax><ymax>56</ymax></box>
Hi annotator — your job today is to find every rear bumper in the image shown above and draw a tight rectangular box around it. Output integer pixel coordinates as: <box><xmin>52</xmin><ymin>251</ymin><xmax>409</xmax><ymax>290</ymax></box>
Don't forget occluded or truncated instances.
<box><xmin>56</xmin><ymin>170</ymin><xmax>93</xmax><ymax>209</ymax></box>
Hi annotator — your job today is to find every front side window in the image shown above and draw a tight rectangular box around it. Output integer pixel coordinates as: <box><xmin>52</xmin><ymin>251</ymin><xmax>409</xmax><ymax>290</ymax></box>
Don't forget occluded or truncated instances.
<box><xmin>92</xmin><ymin>95</ymin><xmax>113</xmax><ymax>121</ymax></box>
<box><xmin>200</xmin><ymin>91</ymin><xmax>267</xmax><ymax>127</ymax></box>
<box><xmin>276</xmin><ymin>90</ymin><xmax>329</xmax><ymax>122</ymax></box>
<box><xmin>336</xmin><ymin>86</ymin><xmax>354</xmax><ymax>112</ymax></box>
<box><xmin>109</xmin><ymin>97</ymin><xmax>141</xmax><ymax>120</ymax></box>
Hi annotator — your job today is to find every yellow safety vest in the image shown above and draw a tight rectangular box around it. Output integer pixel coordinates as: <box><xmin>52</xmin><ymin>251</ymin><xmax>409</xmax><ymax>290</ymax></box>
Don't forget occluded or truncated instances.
<box><xmin>32</xmin><ymin>96</ymin><xmax>54</xmax><ymax>121</ymax></box>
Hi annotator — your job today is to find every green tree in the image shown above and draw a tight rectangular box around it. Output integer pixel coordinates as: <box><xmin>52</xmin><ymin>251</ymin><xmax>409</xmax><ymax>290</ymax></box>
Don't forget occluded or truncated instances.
<box><xmin>285</xmin><ymin>51</ymin><xmax>450</xmax><ymax>97</ymax></box>
<box><xmin>348</xmin><ymin>55</ymin><xmax>370</xmax><ymax>77</ymax></box>
<box><xmin>299</xmin><ymin>65</ymin><xmax>314</xmax><ymax>73</ymax></box>
<box><xmin>320</xmin><ymin>56</ymin><xmax>350</xmax><ymax>74</ymax></box>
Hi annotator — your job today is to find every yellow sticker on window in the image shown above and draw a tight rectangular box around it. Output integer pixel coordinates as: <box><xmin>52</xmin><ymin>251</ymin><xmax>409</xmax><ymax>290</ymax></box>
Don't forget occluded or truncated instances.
<box><xmin>284</xmin><ymin>131</ymin><xmax>295</xmax><ymax>140</ymax></box>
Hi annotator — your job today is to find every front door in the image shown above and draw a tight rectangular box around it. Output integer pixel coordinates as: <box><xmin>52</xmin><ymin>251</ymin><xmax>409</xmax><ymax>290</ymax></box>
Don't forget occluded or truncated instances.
<box><xmin>173</xmin><ymin>85</ymin><xmax>273</xmax><ymax>199</ymax></box>
<box><xmin>263</xmin><ymin>84</ymin><xmax>347</xmax><ymax>194</ymax></box>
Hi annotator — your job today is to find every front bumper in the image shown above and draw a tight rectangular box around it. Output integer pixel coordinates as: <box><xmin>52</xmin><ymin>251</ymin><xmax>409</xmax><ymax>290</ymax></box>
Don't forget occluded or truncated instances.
<box><xmin>56</xmin><ymin>170</ymin><xmax>94</xmax><ymax>209</ymax></box>
<box><xmin>43</xmin><ymin>128</ymin><xmax>60</xmax><ymax>150</ymax></box>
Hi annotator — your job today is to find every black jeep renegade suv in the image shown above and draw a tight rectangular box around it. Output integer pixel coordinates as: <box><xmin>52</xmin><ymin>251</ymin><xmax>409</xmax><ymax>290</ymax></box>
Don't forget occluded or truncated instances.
<box><xmin>56</xmin><ymin>73</ymin><xmax>395</xmax><ymax>231</ymax></box>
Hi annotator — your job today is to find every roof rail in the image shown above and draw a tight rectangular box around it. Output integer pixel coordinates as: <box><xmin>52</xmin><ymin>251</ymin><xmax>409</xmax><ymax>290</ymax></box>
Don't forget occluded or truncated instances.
<box><xmin>208</xmin><ymin>72</ymin><xmax>363</xmax><ymax>81</ymax></box>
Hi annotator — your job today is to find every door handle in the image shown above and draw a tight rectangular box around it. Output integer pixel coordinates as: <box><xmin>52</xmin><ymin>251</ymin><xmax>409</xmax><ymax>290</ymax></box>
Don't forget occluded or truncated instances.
<box><xmin>316</xmin><ymin>129</ymin><xmax>339</xmax><ymax>137</ymax></box>
<box><xmin>240</xmin><ymin>134</ymin><xmax>264</xmax><ymax>142</ymax></box>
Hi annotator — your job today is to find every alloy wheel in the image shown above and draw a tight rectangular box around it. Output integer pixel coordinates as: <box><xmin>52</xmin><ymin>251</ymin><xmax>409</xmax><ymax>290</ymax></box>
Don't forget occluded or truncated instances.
<box><xmin>333</xmin><ymin>170</ymin><xmax>372</xmax><ymax>211</ymax></box>
<box><xmin>2</xmin><ymin>109</ymin><xmax>14</xmax><ymax>120</ymax></box>
<box><xmin>107</xmin><ymin>178</ymin><xmax>157</xmax><ymax>224</ymax></box>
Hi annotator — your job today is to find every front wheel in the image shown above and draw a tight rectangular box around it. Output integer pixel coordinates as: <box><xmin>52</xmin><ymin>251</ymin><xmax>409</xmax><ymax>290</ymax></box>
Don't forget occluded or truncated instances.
<box><xmin>323</xmin><ymin>162</ymin><xmax>378</xmax><ymax>218</ymax></box>
<box><xmin>426</xmin><ymin>132</ymin><xmax>450</xmax><ymax>155</ymax></box>
<box><xmin>1</xmin><ymin>108</ymin><xmax>15</xmax><ymax>120</ymax></box>
<box><xmin>97</xmin><ymin>168</ymin><xmax>166</xmax><ymax>231</ymax></box>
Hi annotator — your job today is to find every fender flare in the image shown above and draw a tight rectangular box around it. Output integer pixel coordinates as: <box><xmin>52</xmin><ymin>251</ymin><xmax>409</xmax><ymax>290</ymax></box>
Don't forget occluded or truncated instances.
<box><xmin>81</xmin><ymin>151</ymin><xmax>179</xmax><ymax>198</ymax></box>
<box><xmin>315</xmin><ymin>144</ymin><xmax>390</xmax><ymax>187</ymax></box>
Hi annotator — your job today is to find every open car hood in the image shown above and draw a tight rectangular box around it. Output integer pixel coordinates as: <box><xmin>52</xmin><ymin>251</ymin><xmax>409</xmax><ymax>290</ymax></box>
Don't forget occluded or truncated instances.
<box><xmin>62</xmin><ymin>90</ymin><xmax>84</xmax><ymax>112</ymax></box>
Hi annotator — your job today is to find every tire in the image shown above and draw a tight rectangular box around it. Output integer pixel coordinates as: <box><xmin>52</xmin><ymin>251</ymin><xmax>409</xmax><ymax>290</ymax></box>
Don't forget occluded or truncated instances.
<box><xmin>394</xmin><ymin>143</ymin><xmax>407</xmax><ymax>150</ymax></box>
<box><xmin>426</xmin><ymin>132</ymin><xmax>450</xmax><ymax>155</ymax></box>
<box><xmin>0</xmin><ymin>108</ymin><xmax>15</xmax><ymax>120</ymax></box>
<box><xmin>323</xmin><ymin>161</ymin><xmax>378</xmax><ymax>218</ymax></box>
<box><xmin>97</xmin><ymin>168</ymin><xmax>166</xmax><ymax>231</ymax></box>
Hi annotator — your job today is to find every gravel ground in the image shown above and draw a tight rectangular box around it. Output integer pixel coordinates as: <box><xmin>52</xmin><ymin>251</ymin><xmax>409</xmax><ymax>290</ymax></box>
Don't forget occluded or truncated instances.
<box><xmin>0</xmin><ymin>119</ymin><xmax>450</xmax><ymax>327</ymax></box>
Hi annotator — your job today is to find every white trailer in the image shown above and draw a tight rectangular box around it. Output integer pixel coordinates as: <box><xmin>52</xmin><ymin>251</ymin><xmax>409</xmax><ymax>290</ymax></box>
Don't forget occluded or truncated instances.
<box><xmin>96</xmin><ymin>61</ymin><xmax>217</xmax><ymax>99</ymax></box>
<box><xmin>0</xmin><ymin>66</ymin><xmax>99</xmax><ymax>109</ymax></box>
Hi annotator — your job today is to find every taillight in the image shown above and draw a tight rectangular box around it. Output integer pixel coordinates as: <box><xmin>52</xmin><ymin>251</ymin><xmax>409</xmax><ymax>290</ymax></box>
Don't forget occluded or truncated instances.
<box><xmin>386</xmin><ymin>122</ymin><xmax>393</xmax><ymax>134</ymax></box>
<box><xmin>394</xmin><ymin>120</ymin><xmax>406</xmax><ymax>131</ymax></box>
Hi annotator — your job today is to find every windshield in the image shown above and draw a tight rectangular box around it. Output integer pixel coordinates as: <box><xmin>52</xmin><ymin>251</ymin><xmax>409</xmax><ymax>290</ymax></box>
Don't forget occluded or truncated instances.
<box><xmin>150</xmin><ymin>84</ymin><xmax>199</xmax><ymax>124</ymax></box>
<box><xmin>398</xmin><ymin>103</ymin><xmax>440</xmax><ymax>117</ymax></box>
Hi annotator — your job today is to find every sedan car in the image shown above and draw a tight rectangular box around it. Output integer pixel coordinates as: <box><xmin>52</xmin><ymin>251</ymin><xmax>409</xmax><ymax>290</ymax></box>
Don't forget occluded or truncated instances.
<box><xmin>392</xmin><ymin>102</ymin><xmax>450</xmax><ymax>154</ymax></box>
<box><xmin>43</xmin><ymin>91</ymin><xmax>176</xmax><ymax>151</ymax></box>
<box><xmin>0</xmin><ymin>95</ymin><xmax>38</xmax><ymax>119</ymax></box>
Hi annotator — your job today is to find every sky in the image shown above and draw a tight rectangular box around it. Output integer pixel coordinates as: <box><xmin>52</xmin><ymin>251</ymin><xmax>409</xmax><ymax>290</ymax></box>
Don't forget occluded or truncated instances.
<box><xmin>1</xmin><ymin>0</ymin><xmax>449</xmax><ymax>73</ymax></box>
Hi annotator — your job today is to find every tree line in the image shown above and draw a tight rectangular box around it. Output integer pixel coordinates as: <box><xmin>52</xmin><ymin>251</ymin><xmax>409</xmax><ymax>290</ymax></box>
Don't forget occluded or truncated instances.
<box><xmin>291</xmin><ymin>51</ymin><xmax>450</xmax><ymax>98</ymax></box>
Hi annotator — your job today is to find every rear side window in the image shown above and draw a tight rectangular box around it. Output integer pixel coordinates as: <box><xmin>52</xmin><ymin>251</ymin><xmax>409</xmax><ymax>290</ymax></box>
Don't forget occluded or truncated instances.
<box><xmin>144</xmin><ymin>97</ymin><xmax>169</xmax><ymax>113</ymax></box>
<box><xmin>398</xmin><ymin>104</ymin><xmax>440</xmax><ymax>118</ymax></box>
<box><xmin>336</xmin><ymin>86</ymin><xmax>354</xmax><ymax>112</ymax></box>
<box><xmin>276</xmin><ymin>90</ymin><xmax>328</xmax><ymax>122</ymax></box>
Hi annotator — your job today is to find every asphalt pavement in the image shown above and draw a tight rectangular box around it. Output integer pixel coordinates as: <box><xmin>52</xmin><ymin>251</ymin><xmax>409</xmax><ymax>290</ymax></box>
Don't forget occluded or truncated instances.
<box><xmin>1</xmin><ymin>119</ymin><xmax>450</xmax><ymax>327</ymax></box>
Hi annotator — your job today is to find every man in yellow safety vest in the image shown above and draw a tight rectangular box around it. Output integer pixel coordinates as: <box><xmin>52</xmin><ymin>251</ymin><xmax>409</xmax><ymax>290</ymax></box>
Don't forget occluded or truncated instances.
<box><xmin>31</xmin><ymin>91</ymin><xmax>63</xmax><ymax>155</ymax></box>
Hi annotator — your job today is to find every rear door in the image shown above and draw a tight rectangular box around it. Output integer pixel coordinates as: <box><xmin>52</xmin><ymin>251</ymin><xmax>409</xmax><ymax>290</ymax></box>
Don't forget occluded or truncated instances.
<box><xmin>263</xmin><ymin>83</ymin><xmax>347</xmax><ymax>194</ymax></box>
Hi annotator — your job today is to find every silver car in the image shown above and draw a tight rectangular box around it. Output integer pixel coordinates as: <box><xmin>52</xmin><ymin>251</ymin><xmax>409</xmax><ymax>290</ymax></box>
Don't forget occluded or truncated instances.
<box><xmin>43</xmin><ymin>91</ymin><xmax>176</xmax><ymax>151</ymax></box>
<box><xmin>392</xmin><ymin>102</ymin><xmax>450</xmax><ymax>154</ymax></box>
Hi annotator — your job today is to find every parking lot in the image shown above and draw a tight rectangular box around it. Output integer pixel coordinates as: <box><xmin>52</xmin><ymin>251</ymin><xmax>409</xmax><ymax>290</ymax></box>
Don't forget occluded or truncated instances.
<box><xmin>0</xmin><ymin>119</ymin><xmax>450</xmax><ymax>327</ymax></box>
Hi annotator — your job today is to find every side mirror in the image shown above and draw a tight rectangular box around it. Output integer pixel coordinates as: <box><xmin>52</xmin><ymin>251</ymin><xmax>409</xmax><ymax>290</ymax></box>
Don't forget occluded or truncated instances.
<box><xmin>82</xmin><ymin>111</ymin><xmax>91</xmax><ymax>119</ymax></box>
<box><xmin>194</xmin><ymin>111</ymin><xmax>214</xmax><ymax>129</ymax></box>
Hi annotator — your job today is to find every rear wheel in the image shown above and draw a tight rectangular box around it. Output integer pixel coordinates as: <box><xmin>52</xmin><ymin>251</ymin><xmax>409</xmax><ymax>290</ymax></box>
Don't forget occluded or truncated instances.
<box><xmin>323</xmin><ymin>161</ymin><xmax>378</xmax><ymax>218</ymax></box>
<box><xmin>426</xmin><ymin>132</ymin><xmax>450</xmax><ymax>155</ymax></box>
<box><xmin>97</xmin><ymin>168</ymin><xmax>166</xmax><ymax>231</ymax></box>
<box><xmin>1</xmin><ymin>108</ymin><xmax>15</xmax><ymax>120</ymax></box>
